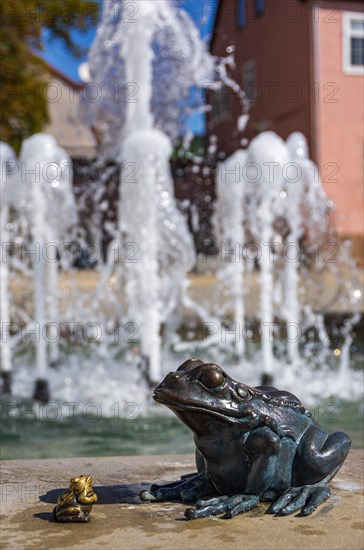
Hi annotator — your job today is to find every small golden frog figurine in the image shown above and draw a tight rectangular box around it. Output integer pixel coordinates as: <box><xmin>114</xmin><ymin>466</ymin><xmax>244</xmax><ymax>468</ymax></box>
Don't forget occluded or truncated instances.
<box><xmin>53</xmin><ymin>475</ymin><xmax>98</xmax><ymax>523</ymax></box>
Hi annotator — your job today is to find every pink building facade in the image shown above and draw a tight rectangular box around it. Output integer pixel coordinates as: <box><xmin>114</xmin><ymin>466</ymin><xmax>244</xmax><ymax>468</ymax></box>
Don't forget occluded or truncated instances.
<box><xmin>208</xmin><ymin>0</ymin><xmax>363</xmax><ymax>257</ymax></box>
<box><xmin>315</xmin><ymin>2</ymin><xmax>363</xmax><ymax>243</ymax></box>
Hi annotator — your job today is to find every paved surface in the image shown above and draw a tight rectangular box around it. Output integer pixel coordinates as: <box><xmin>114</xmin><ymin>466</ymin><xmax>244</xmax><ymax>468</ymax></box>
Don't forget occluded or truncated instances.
<box><xmin>1</xmin><ymin>451</ymin><xmax>363</xmax><ymax>550</ymax></box>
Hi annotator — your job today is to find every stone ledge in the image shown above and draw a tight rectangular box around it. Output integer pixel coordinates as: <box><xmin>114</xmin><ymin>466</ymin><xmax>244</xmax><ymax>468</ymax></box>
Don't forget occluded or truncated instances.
<box><xmin>1</xmin><ymin>451</ymin><xmax>363</xmax><ymax>550</ymax></box>
<box><xmin>10</xmin><ymin>267</ymin><xmax>364</xmax><ymax>317</ymax></box>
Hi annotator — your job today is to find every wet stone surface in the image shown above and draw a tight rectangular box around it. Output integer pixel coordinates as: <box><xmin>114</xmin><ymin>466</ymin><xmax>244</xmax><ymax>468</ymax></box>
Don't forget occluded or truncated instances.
<box><xmin>0</xmin><ymin>451</ymin><xmax>363</xmax><ymax>550</ymax></box>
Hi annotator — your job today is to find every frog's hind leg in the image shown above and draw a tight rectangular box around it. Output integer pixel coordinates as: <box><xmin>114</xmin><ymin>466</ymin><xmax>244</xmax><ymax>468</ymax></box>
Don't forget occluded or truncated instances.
<box><xmin>267</xmin><ymin>482</ymin><xmax>331</xmax><ymax>516</ymax></box>
<box><xmin>300</xmin><ymin>485</ymin><xmax>331</xmax><ymax>516</ymax></box>
<box><xmin>267</xmin><ymin>426</ymin><xmax>350</xmax><ymax>517</ymax></box>
<box><xmin>294</xmin><ymin>425</ymin><xmax>351</xmax><ymax>486</ymax></box>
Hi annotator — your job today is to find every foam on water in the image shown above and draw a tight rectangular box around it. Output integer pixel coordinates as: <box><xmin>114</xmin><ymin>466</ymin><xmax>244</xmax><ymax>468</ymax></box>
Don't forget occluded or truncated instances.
<box><xmin>6</xmin><ymin>340</ymin><xmax>363</xmax><ymax>416</ymax></box>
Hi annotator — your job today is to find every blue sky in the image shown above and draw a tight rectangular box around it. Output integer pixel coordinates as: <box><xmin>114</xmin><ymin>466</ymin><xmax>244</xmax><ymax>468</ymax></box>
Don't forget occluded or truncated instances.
<box><xmin>39</xmin><ymin>1</ymin><xmax>219</xmax><ymax>134</ymax></box>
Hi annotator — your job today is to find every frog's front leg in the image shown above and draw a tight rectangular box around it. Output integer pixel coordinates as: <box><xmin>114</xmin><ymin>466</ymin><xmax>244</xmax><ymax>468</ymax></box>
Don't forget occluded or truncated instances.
<box><xmin>244</xmin><ymin>426</ymin><xmax>282</xmax><ymax>495</ymax></box>
<box><xmin>185</xmin><ymin>427</ymin><xmax>290</xmax><ymax>520</ymax></box>
<box><xmin>185</xmin><ymin>494</ymin><xmax>259</xmax><ymax>519</ymax></box>
<box><xmin>140</xmin><ymin>472</ymin><xmax>214</xmax><ymax>503</ymax></box>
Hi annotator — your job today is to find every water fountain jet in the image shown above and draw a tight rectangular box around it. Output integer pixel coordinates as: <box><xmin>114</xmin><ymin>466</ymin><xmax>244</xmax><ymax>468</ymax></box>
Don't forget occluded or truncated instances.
<box><xmin>85</xmin><ymin>0</ymin><xmax>213</xmax><ymax>384</ymax></box>
<box><xmin>213</xmin><ymin>130</ymin><xmax>359</xmax><ymax>387</ymax></box>
<box><xmin>19</xmin><ymin>133</ymin><xmax>77</xmax><ymax>400</ymax></box>
<box><xmin>0</xmin><ymin>2</ymin><xmax>361</xmax><ymax>410</ymax></box>
<box><xmin>0</xmin><ymin>143</ymin><xmax>17</xmax><ymax>394</ymax></box>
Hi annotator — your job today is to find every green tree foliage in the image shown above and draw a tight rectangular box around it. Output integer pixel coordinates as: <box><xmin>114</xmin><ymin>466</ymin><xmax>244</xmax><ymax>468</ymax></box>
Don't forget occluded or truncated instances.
<box><xmin>0</xmin><ymin>0</ymin><xmax>98</xmax><ymax>152</ymax></box>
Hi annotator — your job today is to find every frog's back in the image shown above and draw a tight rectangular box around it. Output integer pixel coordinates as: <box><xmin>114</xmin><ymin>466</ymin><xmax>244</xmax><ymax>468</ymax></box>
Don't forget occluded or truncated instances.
<box><xmin>250</xmin><ymin>385</ymin><xmax>314</xmax><ymax>439</ymax></box>
<box><xmin>254</xmin><ymin>385</ymin><xmax>302</xmax><ymax>406</ymax></box>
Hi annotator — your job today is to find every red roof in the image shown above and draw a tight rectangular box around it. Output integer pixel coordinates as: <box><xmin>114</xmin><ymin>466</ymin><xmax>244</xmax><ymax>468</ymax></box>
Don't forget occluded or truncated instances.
<box><xmin>31</xmin><ymin>53</ymin><xmax>86</xmax><ymax>90</ymax></box>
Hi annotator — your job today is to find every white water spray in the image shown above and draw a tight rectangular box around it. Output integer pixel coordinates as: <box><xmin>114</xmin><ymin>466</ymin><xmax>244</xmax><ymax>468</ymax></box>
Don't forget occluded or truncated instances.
<box><xmin>0</xmin><ymin>143</ymin><xmax>18</xmax><ymax>379</ymax></box>
<box><xmin>86</xmin><ymin>0</ymin><xmax>212</xmax><ymax>382</ymax></box>
<box><xmin>19</xmin><ymin>134</ymin><xmax>76</xmax><ymax>383</ymax></box>
<box><xmin>0</xmin><ymin>4</ymin><xmax>361</xmax><ymax>407</ymax></box>
<box><xmin>247</xmin><ymin>132</ymin><xmax>289</xmax><ymax>379</ymax></box>
<box><xmin>213</xmin><ymin>131</ymin><xmax>355</xmax><ymax>383</ymax></box>
<box><xmin>214</xmin><ymin>150</ymin><xmax>247</xmax><ymax>357</ymax></box>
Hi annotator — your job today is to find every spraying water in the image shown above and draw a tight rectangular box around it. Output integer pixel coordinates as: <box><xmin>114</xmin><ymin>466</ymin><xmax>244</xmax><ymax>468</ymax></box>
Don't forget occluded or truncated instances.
<box><xmin>213</xmin><ymin>131</ymin><xmax>361</xmax><ymax>385</ymax></box>
<box><xmin>0</xmin><ymin>143</ymin><xmax>18</xmax><ymax>391</ymax></box>
<box><xmin>85</xmin><ymin>0</ymin><xmax>213</xmax><ymax>156</ymax></box>
<box><xmin>19</xmin><ymin>134</ymin><xmax>76</xmax><ymax>398</ymax></box>
<box><xmin>246</xmin><ymin>132</ymin><xmax>290</xmax><ymax>381</ymax></box>
<box><xmin>0</xmin><ymin>4</ymin><xmax>362</xmax><ymax>409</ymax></box>
<box><xmin>213</xmin><ymin>150</ymin><xmax>247</xmax><ymax>358</ymax></box>
<box><xmin>85</xmin><ymin>0</ymin><xmax>212</xmax><ymax>383</ymax></box>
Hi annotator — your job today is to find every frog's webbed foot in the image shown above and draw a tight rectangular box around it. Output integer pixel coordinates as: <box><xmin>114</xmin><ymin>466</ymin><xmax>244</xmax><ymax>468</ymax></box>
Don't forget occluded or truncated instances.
<box><xmin>185</xmin><ymin>494</ymin><xmax>259</xmax><ymax>520</ymax></box>
<box><xmin>267</xmin><ymin>485</ymin><xmax>331</xmax><ymax>516</ymax></box>
<box><xmin>140</xmin><ymin>473</ymin><xmax>208</xmax><ymax>503</ymax></box>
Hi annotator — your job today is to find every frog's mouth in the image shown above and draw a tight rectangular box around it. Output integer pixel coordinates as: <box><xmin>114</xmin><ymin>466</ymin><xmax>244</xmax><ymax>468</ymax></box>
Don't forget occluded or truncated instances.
<box><xmin>153</xmin><ymin>391</ymin><xmax>246</xmax><ymax>424</ymax></box>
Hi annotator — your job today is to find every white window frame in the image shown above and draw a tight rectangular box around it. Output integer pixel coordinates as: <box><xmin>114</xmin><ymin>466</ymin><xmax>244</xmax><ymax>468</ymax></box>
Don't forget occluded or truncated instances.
<box><xmin>342</xmin><ymin>11</ymin><xmax>364</xmax><ymax>76</ymax></box>
<box><xmin>211</xmin><ymin>84</ymin><xmax>231</xmax><ymax>123</ymax></box>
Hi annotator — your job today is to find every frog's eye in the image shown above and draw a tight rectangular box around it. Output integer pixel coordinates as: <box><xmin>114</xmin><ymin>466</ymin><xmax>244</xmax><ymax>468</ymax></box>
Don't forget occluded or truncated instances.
<box><xmin>199</xmin><ymin>366</ymin><xmax>225</xmax><ymax>389</ymax></box>
<box><xmin>236</xmin><ymin>385</ymin><xmax>251</xmax><ymax>399</ymax></box>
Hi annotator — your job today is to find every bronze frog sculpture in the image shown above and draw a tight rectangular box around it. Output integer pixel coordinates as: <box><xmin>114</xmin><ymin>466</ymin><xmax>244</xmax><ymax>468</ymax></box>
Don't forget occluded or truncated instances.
<box><xmin>54</xmin><ymin>475</ymin><xmax>98</xmax><ymax>522</ymax></box>
<box><xmin>140</xmin><ymin>359</ymin><xmax>350</xmax><ymax>519</ymax></box>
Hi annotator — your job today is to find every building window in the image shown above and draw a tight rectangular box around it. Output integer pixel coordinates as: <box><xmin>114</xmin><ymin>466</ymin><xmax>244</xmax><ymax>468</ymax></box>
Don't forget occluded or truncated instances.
<box><xmin>237</xmin><ymin>0</ymin><xmax>246</xmax><ymax>29</ymax></box>
<box><xmin>243</xmin><ymin>60</ymin><xmax>256</xmax><ymax>102</ymax></box>
<box><xmin>343</xmin><ymin>12</ymin><xmax>364</xmax><ymax>75</ymax></box>
<box><xmin>211</xmin><ymin>84</ymin><xmax>231</xmax><ymax>123</ymax></box>
<box><xmin>237</xmin><ymin>0</ymin><xmax>265</xmax><ymax>29</ymax></box>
